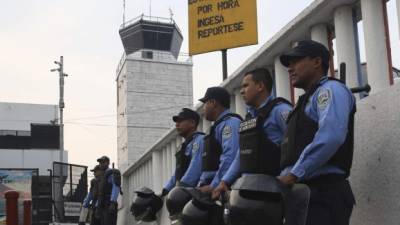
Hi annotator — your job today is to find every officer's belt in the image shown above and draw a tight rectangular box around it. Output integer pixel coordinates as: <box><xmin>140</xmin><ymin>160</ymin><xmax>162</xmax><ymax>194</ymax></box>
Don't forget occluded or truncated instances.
<box><xmin>300</xmin><ymin>174</ymin><xmax>346</xmax><ymax>187</ymax></box>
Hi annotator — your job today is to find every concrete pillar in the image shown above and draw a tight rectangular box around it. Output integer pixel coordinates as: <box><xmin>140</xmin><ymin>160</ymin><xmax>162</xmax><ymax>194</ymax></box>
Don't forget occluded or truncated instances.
<box><xmin>234</xmin><ymin>89</ymin><xmax>247</xmax><ymax>117</ymax></box>
<box><xmin>274</xmin><ymin>57</ymin><xmax>292</xmax><ymax>102</ymax></box>
<box><xmin>166</xmin><ymin>144</ymin><xmax>172</xmax><ymax>178</ymax></box>
<box><xmin>397</xmin><ymin>0</ymin><xmax>400</xmax><ymax>39</ymax></box>
<box><xmin>361</xmin><ymin>0</ymin><xmax>391</xmax><ymax>94</ymax></box>
<box><xmin>311</xmin><ymin>24</ymin><xmax>336</xmax><ymax>77</ymax></box>
<box><xmin>171</xmin><ymin>141</ymin><xmax>177</xmax><ymax>172</ymax></box>
<box><xmin>334</xmin><ymin>6</ymin><xmax>360</xmax><ymax>89</ymax></box>
<box><xmin>311</xmin><ymin>24</ymin><xmax>329</xmax><ymax>48</ymax></box>
<box><xmin>162</xmin><ymin>147</ymin><xmax>167</xmax><ymax>183</ymax></box>
<box><xmin>118</xmin><ymin>175</ymin><xmax>130</xmax><ymax>225</ymax></box>
<box><xmin>147</xmin><ymin>161</ymin><xmax>152</xmax><ymax>187</ymax></box>
<box><xmin>230</xmin><ymin>94</ymin><xmax>236</xmax><ymax>113</ymax></box>
<box><xmin>202</xmin><ymin>117</ymin><xmax>211</xmax><ymax>133</ymax></box>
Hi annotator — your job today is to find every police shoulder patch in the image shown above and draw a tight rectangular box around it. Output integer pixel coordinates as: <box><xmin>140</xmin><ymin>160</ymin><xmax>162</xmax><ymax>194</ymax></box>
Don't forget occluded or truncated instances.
<box><xmin>192</xmin><ymin>142</ymin><xmax>199</xmax><ymax>154</ymax></box>
<box><xmin>280</xmin><ymin>110</ymin><xmax>290</xmax><ymax>122</ymax></box>
<box><xmin>222</xmin><ymin>125</ymin><xmax>232</xmax><ymax>139</ymax></box>
<box><xmin>316</xmin><ymin>88</ymin><xmax>331</xmax><ymax>110</ymax></box>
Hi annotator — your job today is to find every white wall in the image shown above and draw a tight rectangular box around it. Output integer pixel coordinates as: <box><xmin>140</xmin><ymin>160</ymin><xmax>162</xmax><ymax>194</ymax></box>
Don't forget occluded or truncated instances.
<box><xmin>117</xmin><ymin>50</ymin><xmax>193</xmax><ymax>172</ymax></box>
<box><xmin>0</xmin><ymin>102</ymin><xmax>58</xmax><ymax>131</ymax></box>
<box><xmin>0</xmin><ymin>149</ymin><xmax>67</xmax><ymax>175</ymax></box>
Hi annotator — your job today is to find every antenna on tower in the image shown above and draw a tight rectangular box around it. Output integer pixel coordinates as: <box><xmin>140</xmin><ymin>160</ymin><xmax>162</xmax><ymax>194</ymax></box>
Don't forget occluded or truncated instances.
<box><xmin>149</xmin><ymin>0</ymin><xmax>152</xmax><ymax>19</ymax></box>
<box><xmin>123</xmin><ymin>0</ymin><xmax>126</xmax><ymax>27</ymax></box>
<box><xmin>169</xmin><ymin>7</ymin><xmax>174</xmax><ymax>21</ymax></box>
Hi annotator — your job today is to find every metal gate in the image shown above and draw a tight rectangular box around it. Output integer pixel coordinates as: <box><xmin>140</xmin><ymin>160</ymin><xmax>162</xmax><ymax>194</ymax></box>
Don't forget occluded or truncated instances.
<box><xmin>52</xmin><ymin>162</ymin><xmax>88</xmax><ymax>223</ymax></box>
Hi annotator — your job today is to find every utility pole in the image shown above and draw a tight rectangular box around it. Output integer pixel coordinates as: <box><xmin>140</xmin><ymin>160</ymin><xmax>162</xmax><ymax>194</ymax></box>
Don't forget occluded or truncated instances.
<box><xmin>123</xmin><ymin>0</ymin><xmax>126</xmax><ymax>28</ymax></box>
<box><xmin>51</xmin><ymin>56</ymin><xmax>68</xmax><ymax>163</ymax></box>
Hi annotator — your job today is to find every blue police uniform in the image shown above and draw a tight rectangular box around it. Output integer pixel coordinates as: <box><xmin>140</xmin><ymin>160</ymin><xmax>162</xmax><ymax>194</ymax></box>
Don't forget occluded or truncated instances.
<box><xmin>199</xmin><ymin>109</ymin><xmax>241</xmax><ymax>188</ymax></box>
<box><xmin>82</xmin><ymin>191</ymin><xmax>94</xmax><ymax>208</ymax></box>
<box><xmin>279</xmin><ymin>76</ymin><xmax>356</xmax><ymax>225</ymax></box>
<box><xmin>279</xmin><ymin>39</ymin><xmax>356</xmax><ymax>225</ymax></box>
<box><xmin>96</xmin><ymin>167</ymin><xmax>120</xmax><ymax>225</ymax></box>
<box><xmin>164</xmin><ymin>133</ymin><xmax>205</xmax><ymax>191</ymax></box>
<box><xmin>280</xmin><ymin>77</ymin><xmax>355</xmax><ymax>180</ymax></box>
<box><xmin>222</xmin><ymin>96</ymin><xmax>292</xmax><ymax>184</ymax></box>
<box><xmin>106</xmin><ymin>168</ymin><xmax>121</xmax><ymax>203</ymax></box>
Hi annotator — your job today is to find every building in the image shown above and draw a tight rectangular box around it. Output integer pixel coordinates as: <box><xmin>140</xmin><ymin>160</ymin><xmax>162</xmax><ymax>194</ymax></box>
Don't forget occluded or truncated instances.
<box><xmin>118</xmin><ymin>1</ymin><xmax>400</xmax><ymax>225</ymax></box>
<box><xmin>0</xmin><ymin>102</ymin><xmax>67</xmax><ymax>175</ymax></box>
<box><xmin>116</xmin><ymin>15</ymin><xmax>193</xmax><ymax>172</ymax></box>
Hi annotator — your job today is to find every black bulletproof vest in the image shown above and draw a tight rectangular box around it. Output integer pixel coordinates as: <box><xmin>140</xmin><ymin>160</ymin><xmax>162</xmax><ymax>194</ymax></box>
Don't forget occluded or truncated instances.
<box><xmin>239</xmin><ymin>98</ymin><xmax>292</xmax><ymax>175</ymax></box>
<box><xmin>174</xmin><ymin>132</ymin><xmax>205</xmax><ymax>181</ymax></box>
<box><xmin>202</xmin><ymin>113</ymin><xmax>243</xmax><ymax>172</ymax></box>
<box><xmin>280</xmin><ymin>78</ymin><xmax>356</xmax><ymax>177</ymax></box>
<box><xmin>90</xmin><ymin>178</ymin><xmax>99</xmax><ymax>201</ymax></box>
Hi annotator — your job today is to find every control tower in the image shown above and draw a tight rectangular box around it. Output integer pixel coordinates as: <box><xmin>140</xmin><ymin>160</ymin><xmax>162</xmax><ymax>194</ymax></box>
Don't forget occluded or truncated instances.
<box><xmin>116</xmin><ymin>15</ymin><xmax>193</xmax><ymax>172</ymax></box>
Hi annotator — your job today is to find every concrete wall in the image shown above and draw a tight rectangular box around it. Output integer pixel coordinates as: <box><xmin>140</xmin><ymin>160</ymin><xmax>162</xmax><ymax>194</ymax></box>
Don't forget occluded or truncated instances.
<box><xmin>0</xmin><ymin>149</ymin><xmax>67</xmax><ymax>175</ymax></box>
<box><xmin>117</xmin><ymin>50</ymin><xmax>193</xmax><ymax>172</ymax></box>
<box><xmin>350</xmin><ymin>83</ymin><xmax>400</xmax><ymax>225</ymax></box>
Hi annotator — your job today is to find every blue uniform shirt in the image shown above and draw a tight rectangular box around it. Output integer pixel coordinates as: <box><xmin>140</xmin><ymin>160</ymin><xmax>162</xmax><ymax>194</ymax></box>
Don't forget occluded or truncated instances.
<box><xmin>222</xmin><ymin>96</ymin><xmax>292</xmax><ymax>185</ymax></box>
<box><xmin>164</xmin><ymin>133</ymin><xmax>205</xmax><ymax>191</ymax></box>
<box><xmin>82</xmin><ymin>191</ymin><xmax>93</xmax><ymax>208</ymax></box>
<box><xmin>106</xmin><ymin>168</ymin><xmax>121</xmax><ymax>202</ymax></box>
<box><xmin>199</xmin><ymin>109</ymin><xmax>242</xmax><ymax>188</ymax></box>
<box><xmin>280</xmin><ymin>77</ymin><xmax>355</xmax><ymax>181</ymax></box>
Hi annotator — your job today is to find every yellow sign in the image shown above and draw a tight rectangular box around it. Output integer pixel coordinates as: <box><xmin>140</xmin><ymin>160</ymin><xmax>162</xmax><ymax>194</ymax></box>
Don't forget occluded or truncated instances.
<box><xmin>188</xmin><ymin>0</ymin><xmax>258</xmax><ymax>55</ymax></box>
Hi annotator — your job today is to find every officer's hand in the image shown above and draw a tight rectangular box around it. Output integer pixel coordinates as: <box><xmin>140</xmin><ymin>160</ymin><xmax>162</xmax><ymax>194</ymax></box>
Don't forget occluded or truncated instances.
<box><xmin>211</xmin><ymin>181</ymin><xmax>228</xmax><ymax>200</ymax></box>
<box><xmin>108</xmin><ymin>202</ymin><xmax>118</xmax><ymax>214</ymax></box>
<box><xmin>198</xmin><ymin>185</ymin><xmax>213</xmax><ymax>194</ymax></box>
<box><xmin>277</xmin><ymin>173</ymin><xmax>298</xmax><ymax>186</ymax></box>
<box><xmin>160</xmin><ymin>188</ymin><xmax>169</xmax><ymax>197</ymax></box>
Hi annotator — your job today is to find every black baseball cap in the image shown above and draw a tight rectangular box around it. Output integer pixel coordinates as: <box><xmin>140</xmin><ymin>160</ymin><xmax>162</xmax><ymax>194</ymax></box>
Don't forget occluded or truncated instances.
<box><xmin>90</xmin><ymin>165</ymin><xmax>101</xmax><ymax>172</ymax></box>
<box><xmin>97</xmin><ymin>156</ymin><xmax>110</xmax><ymax>163</ymax></box>
<box><xmin>280</xmin><ymin>40</ymin><xmax>330</xmax><ymax>68</ymax></box>
<box><xmin>172</xmin><ymin>108</ymin><xmax>200</xmax><ymax>125</ymax></box>
<box><xmin>199</xmin><ymin>86</ymin><xmax>231</xmax><ymax>108</ymax></box>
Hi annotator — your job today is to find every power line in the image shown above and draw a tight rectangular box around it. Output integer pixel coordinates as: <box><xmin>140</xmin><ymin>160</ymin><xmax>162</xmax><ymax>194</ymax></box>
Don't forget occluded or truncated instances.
<box><xmin>65</xmin><ymin>114</ymin><xmax>116</xmax><ymax>122</ymax></box>
<box><xmin>65</xmin><ymin>104</ymin><xmax>190</xmax><ymax>122</ymax></box>
<box><xmin>66</xmin><ymin>122</ymin><xmax>171</xmax><ymax>129</ymax></box>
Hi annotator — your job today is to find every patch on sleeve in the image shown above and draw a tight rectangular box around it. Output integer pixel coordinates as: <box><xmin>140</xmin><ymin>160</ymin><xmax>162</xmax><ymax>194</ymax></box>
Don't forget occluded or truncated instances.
<box><xmin>222</xmin><ymin>125</ymin><xmax>232</xmax><ymax>139</ymax></box>
<box><xmin>192</xmin><ymin>142</ymin><xmax>199</xmax><ymax>155</ymax></box>
<box><xmin>317</xmin><ymin>88</ymin><xmax>331</xmax><ymax>110</ymax></box>
<box><xmin>280</xmin><ymin>110</ymin><xmax>290</xmax><ymax>122</ymax></box>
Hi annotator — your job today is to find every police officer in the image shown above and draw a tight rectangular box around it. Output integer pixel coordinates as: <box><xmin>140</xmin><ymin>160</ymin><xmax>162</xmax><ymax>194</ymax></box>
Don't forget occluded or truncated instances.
<box><xmin>212</xmin><ymin>68</ymin><xmax>292</xmax><ymax>199</ymax></box>
<box><xmin>161</xmin><ymin>108</ymin><xmax>205</xmax><ymax>196</ymax></box>
<box><xmin>278</xmin><ymin>40</ymin><xmax>356</xmax><ymax>225</ymax></box>
<box><xmin>197</xmin><ymin>86</ymin><xmax>242</xmax><ymax>194</ymax></box>
<box><xmin>81</xmin><ymin>165</ymin><xmax>103</xmax><ymax>225</ymax></box>
<box><xmin>97</xmin><ymin>156</ymin><xmax>121</xmax><ymax>225</ymax></box>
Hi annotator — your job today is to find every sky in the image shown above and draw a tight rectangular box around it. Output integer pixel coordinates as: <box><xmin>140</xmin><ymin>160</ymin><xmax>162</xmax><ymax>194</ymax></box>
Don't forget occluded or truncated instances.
<box><xmin>0</xmin><ymin>0</ymin><xmax>399</xmax><ymax>172</ymax></box>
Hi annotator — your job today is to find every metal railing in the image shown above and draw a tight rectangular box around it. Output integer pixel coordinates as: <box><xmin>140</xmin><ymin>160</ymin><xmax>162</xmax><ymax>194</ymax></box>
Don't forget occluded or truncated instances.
<box><xmin>120</xmin><ymin>14</ymin><xmax>180</xmax><ymax>32</ymax></box>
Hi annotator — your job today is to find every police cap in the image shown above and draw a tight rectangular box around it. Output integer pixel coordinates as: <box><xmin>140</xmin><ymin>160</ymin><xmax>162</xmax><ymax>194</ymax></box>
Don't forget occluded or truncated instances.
<box><xmin>90</xmin><ymin>165</ymin><xmax>101</xmax><ymax>172</ymax></box>
<box><xmin>199</xmin><ymin>86</ymin><xmax>230</xmax><ymax>108</ymax></box>
<box><xmin>172</xmin><ymin>108</ymin><xmax>200</xmax><ymax>125</ymax></box>
<box><xmin>97</xmin><ymin>155</ymin><xmax>110</xmax><ymax>163</ymax></box>
<box><xmin>280</xmin><ymin>40</ymin><xmax>330</xmax><ymax>68</ymax></box>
